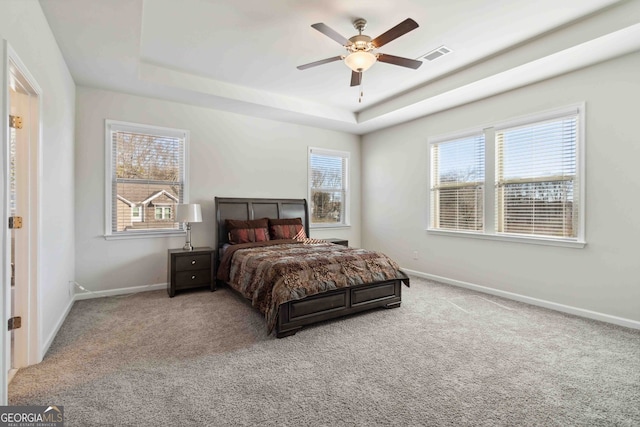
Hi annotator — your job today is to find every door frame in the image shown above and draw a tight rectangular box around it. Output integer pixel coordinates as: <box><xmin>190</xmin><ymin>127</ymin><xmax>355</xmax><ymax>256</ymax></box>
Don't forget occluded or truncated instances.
<box><xmin>1</xmin><ymin>40</ymin><xmax>42</xmax><ymax>405</ymax></box>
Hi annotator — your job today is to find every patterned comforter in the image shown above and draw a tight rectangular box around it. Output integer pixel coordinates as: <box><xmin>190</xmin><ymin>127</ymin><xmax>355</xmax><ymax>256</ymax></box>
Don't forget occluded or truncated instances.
<box><xmin>217</xmin><ymin>239</ymin><xmax>409</xmax><ymax>332</ymax></box>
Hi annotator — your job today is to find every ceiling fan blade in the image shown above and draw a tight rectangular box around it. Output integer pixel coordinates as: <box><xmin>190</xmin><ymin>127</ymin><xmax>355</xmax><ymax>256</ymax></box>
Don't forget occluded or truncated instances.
<box><xmin>350</xmin><ymin>71</ymin><xmax>362</xmax><ymax>87</ymax></box>
<box><xmin>311</xmin><ymin>23</ymin><xmax>352</xmax><ymax>46</ymax></box>
<box><xmin>371</xmin><ymin>18</ymin><xmax>419</xmax><ymax>48</ymax></box>
<box><xmin>377</xmin><ymin>54</ymin><xmax>422</xmax><ymax>69</ymax></box>
<box><xmin>297</xmin><ymin>56</ymin><xmax>343</xmax><ymax>70</ymax></box>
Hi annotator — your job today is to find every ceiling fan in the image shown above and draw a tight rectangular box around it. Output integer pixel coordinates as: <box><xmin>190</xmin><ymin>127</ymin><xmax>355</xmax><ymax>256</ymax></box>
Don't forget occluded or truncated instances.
<box><xmin>297</xmin><ymin>18</ymin><xmax>422</xmax><ymax>91</ymax></box>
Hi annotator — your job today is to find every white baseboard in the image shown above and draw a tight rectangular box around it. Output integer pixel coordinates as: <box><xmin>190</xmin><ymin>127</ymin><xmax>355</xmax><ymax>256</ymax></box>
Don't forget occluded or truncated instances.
<box><xmin>41</xmin><ymin>296</ymin><xmax>75</xmax><ymax>359</ymax></box>
<box><xmin>403</xmin><ymin>268</ymin><xmax>640</xmax><ymax>330</ymax></box>
<box><xmin>73</xmin><ymin>282</ymin><xmax>166</xmax><ymax>301</ymax></box>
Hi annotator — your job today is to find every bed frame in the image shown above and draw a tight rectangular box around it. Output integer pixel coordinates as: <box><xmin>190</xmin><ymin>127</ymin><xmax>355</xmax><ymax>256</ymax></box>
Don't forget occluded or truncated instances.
<box><xmin>215</xmin><ymin>197</ymin><xmax>404</xmax><ymax>338</ymax></box>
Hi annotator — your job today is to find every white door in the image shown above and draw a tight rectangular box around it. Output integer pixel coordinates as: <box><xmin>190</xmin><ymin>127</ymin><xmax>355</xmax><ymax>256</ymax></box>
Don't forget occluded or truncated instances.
<box><xmin>8</xmin><ymin>60</ymin><xmax>31</xmax><ymax>382</ymax></box>
<box><xmin>1</xmin><ymin>39</ymin><xmax>9</xmax><ymax>407</ymax></box>
<box><xmin>1</xmin><ymin>41</ymin><xmax>41</xmax><ymax>405</ymax></box>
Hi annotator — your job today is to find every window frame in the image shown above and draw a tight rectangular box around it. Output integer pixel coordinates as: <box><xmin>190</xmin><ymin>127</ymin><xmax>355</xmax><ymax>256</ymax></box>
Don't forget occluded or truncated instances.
<box><xmin>427</xmin><ymin>104</ymin><xmax>585</xmax><ymax>248</ymax></box>
<box><xmin>104</xmin><ymin>119</ymin><xmax>190</xmax><ymax>240</ymax></box>
<box><xmin>308</xmin><ymin>147</ymin><xmax>351</xmax><ymax>229</ymax></box>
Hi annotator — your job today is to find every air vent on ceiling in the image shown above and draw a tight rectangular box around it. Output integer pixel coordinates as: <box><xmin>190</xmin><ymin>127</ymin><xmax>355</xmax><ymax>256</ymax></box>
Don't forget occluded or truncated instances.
<box><xmin>422</xmin><ymin>45</ymin><xmax>452</xmax><ymax>62</ymax></box>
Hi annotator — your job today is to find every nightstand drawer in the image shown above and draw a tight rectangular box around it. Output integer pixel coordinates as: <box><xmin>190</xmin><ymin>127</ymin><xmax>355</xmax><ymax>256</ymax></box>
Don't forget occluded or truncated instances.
<box><xmin>175</xmin><ymin>269</ymin><xmax>211</xmax><ymax>288</ymax></box>
<box><xmin>175</xmin><ymin>254</ymin><xmax>211</xmax><ymax>271</ymax></box>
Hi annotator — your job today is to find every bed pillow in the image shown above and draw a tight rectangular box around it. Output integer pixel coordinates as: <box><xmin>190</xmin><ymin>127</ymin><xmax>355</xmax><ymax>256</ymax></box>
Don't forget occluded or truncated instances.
<box><xmin>269</xmin><ymin>218</ymin><xmax>307</xmax><ymax>240</ymax></box>
<box><xmin>226</xmin><ymin>218</ymin><xmax>270</xmax><ymax>244</ymax></box>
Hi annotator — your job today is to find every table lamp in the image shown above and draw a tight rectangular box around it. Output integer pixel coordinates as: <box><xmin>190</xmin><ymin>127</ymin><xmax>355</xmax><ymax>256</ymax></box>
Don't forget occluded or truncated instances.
<box><xmin>176</xmin><ymin>203</ymin><xmax>202</xmax><ymax>251</ymax></box>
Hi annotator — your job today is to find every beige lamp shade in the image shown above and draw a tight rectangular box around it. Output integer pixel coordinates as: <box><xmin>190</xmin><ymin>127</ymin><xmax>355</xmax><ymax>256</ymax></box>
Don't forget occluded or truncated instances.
<box><xmin>175</xmin><ymin>204</ymin><xmax>202</xmax><ymax>223</ymax></box>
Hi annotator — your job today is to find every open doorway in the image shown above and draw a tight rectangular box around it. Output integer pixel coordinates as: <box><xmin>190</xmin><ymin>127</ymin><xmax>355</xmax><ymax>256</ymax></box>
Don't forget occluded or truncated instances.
<box><xmin>2</xmin><ymin>43</ymin><xmax>42</xmax><ymax>400</ymax></box>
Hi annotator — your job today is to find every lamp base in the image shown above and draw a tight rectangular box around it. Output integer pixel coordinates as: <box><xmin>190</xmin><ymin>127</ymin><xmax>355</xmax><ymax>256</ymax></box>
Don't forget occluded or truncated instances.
<box><xmin>183</xmin><ymin>222</ymin><xmax>194</xmax><ymax>251</ymax></box>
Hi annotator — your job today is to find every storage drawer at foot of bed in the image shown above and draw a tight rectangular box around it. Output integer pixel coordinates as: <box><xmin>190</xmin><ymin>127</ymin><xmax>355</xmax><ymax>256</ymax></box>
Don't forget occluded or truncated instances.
<box><xmin>351</xmin><ymin>281</ymin><xmax>399</xmax><ymax>306</ymax></box>
<box><xmin>289</xmin><ymin>292</ymin><xmax>346</xmax><ymax>320</ymax></box>
<box><xmin>276</xmin><ymin>279</ymin><xmax>403</xmax><ymax>337</ymax></box>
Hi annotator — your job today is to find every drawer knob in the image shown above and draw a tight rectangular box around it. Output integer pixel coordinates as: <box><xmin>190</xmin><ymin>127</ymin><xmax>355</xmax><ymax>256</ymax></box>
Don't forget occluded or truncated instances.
<box><xmin>191</xmin><ymin>275</ymin><xmax>196</xmax><ymax>280</ymax></box>
<box><xmin>191</xmin><ymin>260</ymin><xmax>196</xmax><ymax>265</ymax></box>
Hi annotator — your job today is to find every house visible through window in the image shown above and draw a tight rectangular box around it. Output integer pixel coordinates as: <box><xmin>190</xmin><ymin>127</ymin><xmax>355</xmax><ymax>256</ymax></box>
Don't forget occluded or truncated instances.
<box><xmin>429</xmin><ymin>105</ymin><xmax>584</xmax><ymax>246</ymax></box>
<box><xmin>105</xmin><ymin>120</ymin><xmax>188</xmax><ymax>237</ymax></box>
<box><xmin>308</xmin><ymin>148</ymin><xmax>350</xmax><ymax>227</ymax></box>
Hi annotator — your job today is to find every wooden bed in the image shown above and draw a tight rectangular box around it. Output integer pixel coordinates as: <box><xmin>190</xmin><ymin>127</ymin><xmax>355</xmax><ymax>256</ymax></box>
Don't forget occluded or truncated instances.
<box><xmin>215</xmin><ymin>197</ymin><xmax>408</xmax><ymax>338</ymax></box>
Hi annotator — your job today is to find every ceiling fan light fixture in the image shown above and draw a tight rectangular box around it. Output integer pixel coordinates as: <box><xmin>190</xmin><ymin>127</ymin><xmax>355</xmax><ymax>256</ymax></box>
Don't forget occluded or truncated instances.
<box><xmin>344</xmin><ymin>51</ymin><xmax>377</xmax><ymax>72</ymax></box>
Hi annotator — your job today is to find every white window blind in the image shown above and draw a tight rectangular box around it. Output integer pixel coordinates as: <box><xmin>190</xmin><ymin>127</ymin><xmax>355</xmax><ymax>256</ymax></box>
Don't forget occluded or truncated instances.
<box><xmin>106</xmin><ymin>121</ymin><xmax>188</xmax><ymax>237</ymax></box>
<box><xmin>309</xmin><ymin>148</ymin><xmax>349</xmax><ymax>226</ymax></box>
<box><xmin>496</xmin><ymin>115</ymin><xmax>578</xmax><ymax>238</ymax></box>
<box><xmin>430</xmin><ymin>134</ymin><xmax>485</xmax><ymax>231</ymax></box>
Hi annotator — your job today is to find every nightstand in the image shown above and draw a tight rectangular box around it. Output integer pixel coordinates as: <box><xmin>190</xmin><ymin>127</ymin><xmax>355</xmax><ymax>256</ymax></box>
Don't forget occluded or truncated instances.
<box><xmin>167</xmin><ymin>247</ymin><xmax>216</xmax><ymax>297</ymax></box>
<box><xmin>324</xmin><ymin>238</ymin><xmax>348</xmax><ymax>247</ymax></box>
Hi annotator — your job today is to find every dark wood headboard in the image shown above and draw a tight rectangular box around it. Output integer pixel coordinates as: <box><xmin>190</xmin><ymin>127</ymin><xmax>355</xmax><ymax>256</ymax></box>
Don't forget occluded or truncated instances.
<box><xmin>214</xmin><ymin>197</ymin><xmax>309</xmax><ymax>250</ymax></box>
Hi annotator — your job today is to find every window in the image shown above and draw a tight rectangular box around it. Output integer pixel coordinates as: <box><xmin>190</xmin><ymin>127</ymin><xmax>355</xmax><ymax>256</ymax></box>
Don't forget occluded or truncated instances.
<box><xmin>105</xmin><ymin>120</ymin><xmax>189</xmax><ymax>238</ymax></box>
<box><xmin>496</xmin><ymin>116</ymin><xmax>578</xmax><ymax>238</ymax></box>
<box><xmin>308</xmin><ymin>148</ymin><xmax>350</xmax><ymax>227</ymax></box>
<box><xmin>430</xmin><ymin>133</ymin><xmax>485</xmax><ymax>231</ymax></box>
<box><xmin>154</xmin><ymin>206</ymin><xmax>172</xmax><ymax>220</ymax></box>
<box><xmin>131</xmin><ymin>206</ymin><xmax>142</xmax><ymax>222</ymax></box>
<box><xmin>429</xmin><ymin>105</ymin><xmax>584</xmax><ymax>247</ymax></box>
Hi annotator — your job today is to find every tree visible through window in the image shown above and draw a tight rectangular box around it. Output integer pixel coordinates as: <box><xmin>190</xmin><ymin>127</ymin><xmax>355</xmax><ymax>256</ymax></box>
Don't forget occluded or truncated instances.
<box><xmin>430</xmin><ymin>134</ymin><xmax>485</xmax><ymax>231</ymax></box>
<box><xmin>496</xmin><ymin>116</ymin><xmax>578</xmax><ymax>238</ymax></box>
<box><xmin>309</xmin><ymin>148</ymin><xmax>349</xmax><ymax>226</ymax></box>
<box><xmin>429</xmin><ymin>105</ymin><xmax>583</xmax><ymax>244</ymax></box>
<box><xmin>106</xmin><ymin>120</ymin><xmax>188</xmax><ymax>236</ymax></box>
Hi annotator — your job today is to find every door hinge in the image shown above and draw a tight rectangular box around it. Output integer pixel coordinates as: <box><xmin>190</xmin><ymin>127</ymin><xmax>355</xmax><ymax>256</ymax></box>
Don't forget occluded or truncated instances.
<box><xmin>9</xmin><ymin>216</ymin><xmax>23</xmax><ymax>229</ymax></box>
<box><xmin>8</xmin><ymin>316</ymin><xmax>22</xmax><ymax>331</ymax></box>
<box><xmin>9</xmin><ymin>115</ymin><xmax>23</xmax><ymax>129</ymax></box>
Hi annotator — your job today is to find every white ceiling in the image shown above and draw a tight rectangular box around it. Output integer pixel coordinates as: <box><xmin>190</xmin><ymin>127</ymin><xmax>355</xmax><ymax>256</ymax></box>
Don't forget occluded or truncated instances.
<box><xmin>38</xmin><ymin>0</ymin><xmax>639</xmax><ymax>134</ymax></box>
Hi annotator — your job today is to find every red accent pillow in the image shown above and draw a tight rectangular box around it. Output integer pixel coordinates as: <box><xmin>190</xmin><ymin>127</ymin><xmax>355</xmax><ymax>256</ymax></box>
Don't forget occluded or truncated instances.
<box><xmin>269</xmin><ymin>218</ymin><xmax>307</xmax><ymax>240</ymax></box>
<box><xmin>226</xmin><ymin>218</ymin><xmax>270</xmax><ymax>244</ymax></box>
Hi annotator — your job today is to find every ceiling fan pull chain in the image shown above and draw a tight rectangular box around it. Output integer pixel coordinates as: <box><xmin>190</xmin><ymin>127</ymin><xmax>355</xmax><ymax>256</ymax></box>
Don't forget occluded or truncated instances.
<box><xmin>359</xmin><ymin>82</ymin><xmax>364</xmax><ymax>103</ymax></box>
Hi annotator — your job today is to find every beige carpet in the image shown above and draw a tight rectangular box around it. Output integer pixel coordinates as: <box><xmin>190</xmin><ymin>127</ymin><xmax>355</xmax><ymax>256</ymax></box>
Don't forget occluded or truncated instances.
<box><xmin>9</xmin><ymin>276</ymin><xmax>640</xmax><ymax>426</ymax></box>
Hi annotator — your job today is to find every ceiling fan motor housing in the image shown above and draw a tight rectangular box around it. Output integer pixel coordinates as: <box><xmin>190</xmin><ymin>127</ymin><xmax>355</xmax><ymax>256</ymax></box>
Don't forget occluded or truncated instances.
<box><xmin>347</xmin><ymin>34</ymin><xmax>374</xmax><ymax>52</ymax></box>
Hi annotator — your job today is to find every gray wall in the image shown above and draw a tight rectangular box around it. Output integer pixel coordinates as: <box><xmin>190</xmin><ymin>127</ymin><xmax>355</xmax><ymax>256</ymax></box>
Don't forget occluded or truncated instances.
<box><xmin>361</xmin><ymin>51</ymin><xmax>640</xmax><ymax>323</ymax></box>
<box><xmin>75</xmin><ymin>87</ymin><xmax>361</xmax><ymax>291</ymax></box>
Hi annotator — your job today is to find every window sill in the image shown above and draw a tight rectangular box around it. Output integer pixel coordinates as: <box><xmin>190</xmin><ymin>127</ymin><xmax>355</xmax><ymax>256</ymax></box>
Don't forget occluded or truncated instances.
<box><xmin>426</xmin><ymin>228</ymin><xmax>586</xmax><ymax>248</ymax></box>
<box><xmin>310</xmin><ymin>224</ymin><xmax>351</xmax><ymax>230</ymax></box>
<box><xmin>104</xmin><ymin>230</ymin><xmax>185</xmax><ymax>241</ymax></box>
